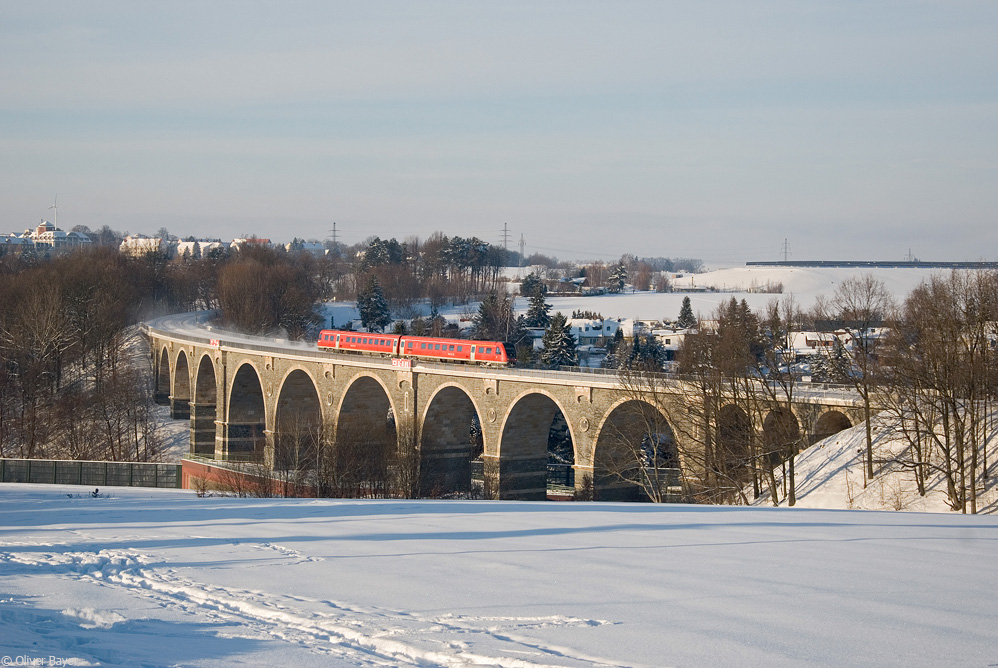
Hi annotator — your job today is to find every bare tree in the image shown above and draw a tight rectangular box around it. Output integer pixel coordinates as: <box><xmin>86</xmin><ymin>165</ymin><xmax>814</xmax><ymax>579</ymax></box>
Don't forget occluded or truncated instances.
<box><xmin>832</xmin><ymin>275</ymin><xmax>895</xmax><ymax>482</ymax></box>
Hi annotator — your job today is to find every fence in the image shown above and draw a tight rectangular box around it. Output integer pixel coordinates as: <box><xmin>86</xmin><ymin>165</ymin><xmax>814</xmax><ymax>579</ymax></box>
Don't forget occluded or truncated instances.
<box><xmin>0</xmin><ymin>459</ymin><xmax>182</xmax><ymax>489</ymax></box>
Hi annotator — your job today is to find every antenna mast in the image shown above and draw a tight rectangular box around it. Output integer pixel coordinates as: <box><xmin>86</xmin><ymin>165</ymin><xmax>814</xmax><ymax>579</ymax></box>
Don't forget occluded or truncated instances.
<box><xmin>501</xmin><ymin>222</ymin><xmax>511</xmax><ymax>250</ymax></box>
<box><xmin>49</xmin><ymin>195</ymin><xmax>58</xmax><ymax>228</ymax></box>
<box><xmin>329</xmin><ymin>222</ymin><xmax>339</xmax><ymax>248</ymax></box>
<box><xmin>781</xmin><ymin>238</ymin><xmax>791</xmax><ymax>262</ymax></box>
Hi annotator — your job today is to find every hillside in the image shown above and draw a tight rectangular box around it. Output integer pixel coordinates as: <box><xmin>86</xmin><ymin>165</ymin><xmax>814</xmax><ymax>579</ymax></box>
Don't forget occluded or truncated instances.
<box><xmin>756</xmin><ymin>412</ymin><xmax>998</xmax><ymax>514</ymax></box>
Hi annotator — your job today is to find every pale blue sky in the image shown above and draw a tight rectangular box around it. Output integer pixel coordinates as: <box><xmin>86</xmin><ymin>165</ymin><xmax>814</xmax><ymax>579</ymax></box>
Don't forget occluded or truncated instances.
<box><xmin>2</xmin><ymin>2</ymin><xmax>996</xmax><ymax>263</ymax></box>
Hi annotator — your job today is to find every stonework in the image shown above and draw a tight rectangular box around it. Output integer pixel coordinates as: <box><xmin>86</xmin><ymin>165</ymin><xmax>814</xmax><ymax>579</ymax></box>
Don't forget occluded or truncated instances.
<box><xmin>149</xmin><ymin>328</ymin><xmax>866</xmax><ymax>501</ymax></box>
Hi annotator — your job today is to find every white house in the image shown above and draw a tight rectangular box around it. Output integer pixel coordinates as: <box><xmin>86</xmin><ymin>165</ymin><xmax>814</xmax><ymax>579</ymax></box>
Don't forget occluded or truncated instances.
<box><xmin>231</xmin><ymin>238</ymin><xmax>271</xmax><ymax>250</ymax></box>
<box><xmin>566</xmin><ymin>318</ymin><xmax>621</xmax><ymax>346</ymax></box>
<box><xmin>119</xmin><ymin>234</ymin><xmax>166</xmax><ymax>257</ymax></box>
<box><xmin>285</xmin><ymin>241</ymin><xmax>326</xmax><ymax>257</ymax></box>
<box><xmin>23</xmin><ymin>220</ymin><xmax>91</xmax><ymax>250</ymax></box>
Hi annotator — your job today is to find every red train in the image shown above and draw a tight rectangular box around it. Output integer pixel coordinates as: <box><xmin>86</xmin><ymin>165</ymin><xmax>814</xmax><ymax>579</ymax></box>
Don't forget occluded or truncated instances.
<box><xmin>316</xmin><ymin>330</ymin><xmax>515</xmax><ymax>366</ymax></box>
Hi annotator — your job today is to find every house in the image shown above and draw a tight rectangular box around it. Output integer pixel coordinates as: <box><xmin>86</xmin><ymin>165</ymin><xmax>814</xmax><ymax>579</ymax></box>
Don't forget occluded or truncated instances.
<box><xmin>566</xmin><ymin>318</ymin><xmax>621</xmax><ymax>346</ymax></box>
<box><xmin>285</xmin><ymin>241</ymin><xmax>326</xmax><ymax>257</ymax></box>
<box><xmin>23</xmin><ymin>220</ymin><xmax>92</xmax><ymax>250</ymax></box>
<box><xmin>231</xmin><ymin>238</ymin><xmax>271</xmax><ymax>250</ymax></box>
<box><xmin>119</xmin><ymin>234</ymin><xmax>167</xmax><ymax>257</ymax></box>
<box><xmin>1</xmin><ymin>234</ymin><xmax>35</xmax><ymax>253</ymax></box>
<box><xmin>650</xmin><ymin>328</ymin><xmax>687</xmax><ymax>361</ymax></box>
<box><xmin>176</xmin><ymin>240</ymin><xmax>226</xmax><ymax>258</ymax></box>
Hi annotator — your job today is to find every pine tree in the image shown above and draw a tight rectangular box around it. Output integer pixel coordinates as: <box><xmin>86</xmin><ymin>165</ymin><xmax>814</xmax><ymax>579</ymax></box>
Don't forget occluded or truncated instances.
<box><xmin>525</xmin><ymin>291</ymin><xmax>551</xmax><ymax>328</ymax></box>
<box><xmin>626</xmin><ymin>335</ymin><xmax>668</xmax><ymax>371</ymax></box>
<box><xmin>520</xmin><ymin>272</ymin><xmax>546</xmax><ymax>298</ymax></box>
<box><xmin>677</xmin><ymin>296</ymin><xmax>696</xmax><ymax>329</ymax></box>
<box><xmin>607</xmin><ymin>263</ymin><xmax>628</xmax><ymax>293</ymax></box>
<box><xmin>541</xmin><ymin>312</ymin><xmax>578</xmax><ymax>368</ymax></box>
<box><xmin>357</xmin><ymin>276</ymin><xmax>391</xmax><ymax>332</ymax></box>
<box><xmin>473</xmin><ymin>291</ymin><xmax>514</xmax><ymax>341</ymax></box>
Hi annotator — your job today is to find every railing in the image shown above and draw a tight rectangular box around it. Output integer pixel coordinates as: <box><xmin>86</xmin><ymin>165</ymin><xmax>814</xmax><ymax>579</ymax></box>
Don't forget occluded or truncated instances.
<box><xmin>0</xmin><ymin>458</ymin><xmax>182</xmax><ymax>489</ymax></box>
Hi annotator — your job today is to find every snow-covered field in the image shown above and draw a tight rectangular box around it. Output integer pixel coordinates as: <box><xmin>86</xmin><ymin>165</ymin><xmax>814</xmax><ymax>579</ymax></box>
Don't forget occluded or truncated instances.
<box><xmin>3</xmin><ymin>484</ymin><xmax>997</xmax><ymax>668</ymax></box>
<box><xmin>323</xmin><ymin>265</ymin><xmax>945</xmax><ymax>328</ymax></box>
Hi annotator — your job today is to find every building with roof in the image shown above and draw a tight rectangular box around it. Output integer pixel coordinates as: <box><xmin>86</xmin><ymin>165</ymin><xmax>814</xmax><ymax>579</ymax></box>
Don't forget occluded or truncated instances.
<box><xmin>119</xmin><ymin>234</ymin><xmax>167</xmax><ymax>257</ymax></box>
<box><xmin>20</xmin><ymin>220</ymin><xmax>92</xmax><ymax>251</ymax></box>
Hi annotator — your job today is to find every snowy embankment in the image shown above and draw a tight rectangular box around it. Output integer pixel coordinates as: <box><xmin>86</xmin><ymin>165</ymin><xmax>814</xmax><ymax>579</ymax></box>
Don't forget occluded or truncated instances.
<box><xmin>2</xmin><ymin>484</ymin><xmax>997</xmax><ymax>668</ymax></box>
<box><xmin>756</xmin><ymin>412</ymin><xmax>998</xmax><ymax>514</ymax></box>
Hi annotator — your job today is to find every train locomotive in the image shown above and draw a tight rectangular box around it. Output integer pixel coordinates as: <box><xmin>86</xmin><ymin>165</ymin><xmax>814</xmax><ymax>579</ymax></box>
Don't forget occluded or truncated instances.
<box><xmin>316</xmin><ymin>330</ymin><xmax>515</xmax><ymax>366</ymax></box>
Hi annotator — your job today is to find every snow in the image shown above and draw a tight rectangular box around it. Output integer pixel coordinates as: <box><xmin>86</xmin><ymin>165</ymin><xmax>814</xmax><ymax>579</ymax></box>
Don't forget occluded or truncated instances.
<box><xmin>3</xmin><ymin>484</ymin><xmax>998</xmax><ymax>668</ymax></box>
<box><xmin>316</xmin><ymin>265</ymin><xmax>939</xmax><ymax>332</ymax></box>
<box><xmin>756</xmin><ymin>413</ymin><xmax>998</xmax><ymax>514</ymax></box>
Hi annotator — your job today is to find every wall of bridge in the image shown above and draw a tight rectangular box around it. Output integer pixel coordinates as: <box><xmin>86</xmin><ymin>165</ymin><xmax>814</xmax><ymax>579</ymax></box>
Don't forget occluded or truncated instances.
<box><xmin>150</xmin><ymin>330</ymin><xmax>866</xmax><ymax>501</ymax></box>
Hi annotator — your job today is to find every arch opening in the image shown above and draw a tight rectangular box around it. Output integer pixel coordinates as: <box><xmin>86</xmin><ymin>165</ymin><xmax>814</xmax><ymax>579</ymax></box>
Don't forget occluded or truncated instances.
<box><xmin>333</xmin><ymin>376</ymin><xmax>397</xmax><ymax>498</ymax></box>
<box><xmin>155</xmin><ymin>347</ymin><xmax>170</xmax><ymax>405</ymax></box>
<box><xmin>594</xmin><ymin>399</ymin><xmax>680</xmax><ymax>502</ymax></box>
<box><xmin>420</xmin><ymin>386</ymin><xmax>482</xmax><ymax>497</ymax></box>
<box><xmin>716</xmin><ymin>404</ymin><xmax>753</xmax><ymax>493</ymax></box>
<box><xmin>227</xmin><ymin>364</ymin><xmax>266</xmax><ymax>459</ymax></box>
<box><xmin>190</xmin><ymin>355</ymin><xmax>218</xmax><ymax>456</ymax></box>
<box><xmin>762</xmin><ymin>408</ymin><xmax>801</xmax><ymax>470</ymax></box>
<box><xmin>274</xmin><ymin>370</ymin><xmax>323</xmax><ymax>481</ymax></box>
<box><xmin>813</xmin><ymin>410</ymin><xmax>852</xmax><ymax>444</ymax></box>
<box><xmin>171</xmin><ymin>351</ymin><xmax>191</xmax><ymax>419</ymax></box>
<box><xmin>497</xmin><ymin>393</ymin><xmax>569</xmax><ymax>500</ymax></box>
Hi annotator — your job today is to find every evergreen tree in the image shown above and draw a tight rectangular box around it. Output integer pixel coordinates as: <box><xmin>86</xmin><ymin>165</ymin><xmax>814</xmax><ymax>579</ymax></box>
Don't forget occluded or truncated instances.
<box><xmin>525</xmin><ymin>290</ymin><xmax>551</xmax><ymax>328</ymax></box>
<box><xmin>357</xmin><ymin>276</ymin><xmax>391</xmax><ymax>332</ymax></box>
<box><xmin>677</xmin><ymin>296</ymin><xmax>696</xmax><ymax>329</ymax></box>
<box><xmin>473</xmin><ymin>291</ymin><xmax>514</xmax><ymax>340</ymax></box>
<box><xmin>541</xmin><ymin>312</ymin><xmax>578</xmax><ymax>368</ymax></box>
<box><xmin>607</xmin><ymin>263</ymin><xmax>627</xmax><ymax>293</ymax></box>
<box><xmin>520</xmin><ymin>272</ymin><xmax>546</xmax><ymax>298</ymax></box>
<box><xmin>626</xmin><ymin>335</ymin><xmax>668</xmax><ymax>371</ymax></box>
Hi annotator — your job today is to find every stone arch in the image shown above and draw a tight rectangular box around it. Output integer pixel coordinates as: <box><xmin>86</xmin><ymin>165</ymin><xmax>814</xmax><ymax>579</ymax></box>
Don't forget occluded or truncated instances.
<box><xmin>274</xmin><ymin>368</ymin><xmax>323</xmax><ymax>472</ymax></box>
<box><xmin>172</xmin><ymin>350</ymin><xmax>191</xmax><ymax>419</ymax></box>
<box><xmin>717</xmin><ymin>404</ymin><xmax>753</xmax><ymax>486</ymax></box>
<box><xmin>593</xmin><ymin>398</ymin><xmax>679</xmax><ymax>501</ymax></box>
<box><xmin>194</xmin><ymin>353</ymin><xmax>217</xmax><ymax>405</ymax></box>
<box><xmin>333</xmin><ymin>373</ymin><xmax>399</xmax><ymax>497</ymax></box>
<box><xmin>155</xmin><ymin>346</ymin><xmax>171</xmax><ymax>405</ymax></box>
<box><xmin>813</xmin><ymin>410</ymin><xmax>852</xmax><ymax>444</ymax></box>
<box><xmin>419</xmin><ymin>384</ymin><xmax>485</xmax><ymax>497</ymax></box>
<box><xmin>227</xmin><ymin>362</ymin><xmax>267</xmax><ymax>459</ymax></box>
<box><xmin>762</xmin><ymin>407</ymin><xmax>801</xmax><ymax>468</ymax></box>
<box><xmin>190</xmin><ymin>353</ymin><xmax>219</xmax><ymax>456</ymax></box>
<box><xmin>496</xmin><ymin>390</ymin><xmax>576</xmax><ymax>500</ymax></box>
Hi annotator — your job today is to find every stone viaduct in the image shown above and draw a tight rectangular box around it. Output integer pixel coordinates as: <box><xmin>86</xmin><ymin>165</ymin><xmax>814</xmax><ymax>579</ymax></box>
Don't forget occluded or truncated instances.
<box><xmin>147</xmin><ymin>316</ymin><xmax>865</xmax><ymax>500</ymax></box>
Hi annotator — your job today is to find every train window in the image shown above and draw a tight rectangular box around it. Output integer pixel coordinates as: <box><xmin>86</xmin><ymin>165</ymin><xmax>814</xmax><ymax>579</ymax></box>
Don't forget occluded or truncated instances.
<box><xmin>435</xmin><ymin>344</ymin><xmax>441</xmax><ymax>350</ymax></box>
<box><xmin>420</xmin><ymin>343</ymin><xmax>426</xmax><ymax>349</ymax></box>
<box><xmin>456</xmin><ymin>346</ymin><xmax>462</xmax><ymax>352</ymax></box>
<box><xmin>448</xmin><ymin>345</ymin><xmax>454</xmax><ymax>351</ymax></box>
<box><xmin>485</xmin><ymin>347</ymin><xmax>492</xmax><ymax>354</ymax></box>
